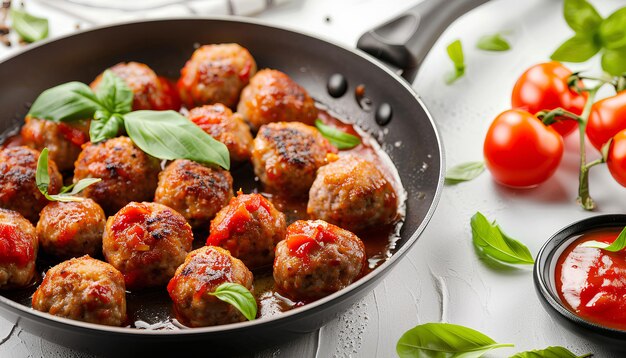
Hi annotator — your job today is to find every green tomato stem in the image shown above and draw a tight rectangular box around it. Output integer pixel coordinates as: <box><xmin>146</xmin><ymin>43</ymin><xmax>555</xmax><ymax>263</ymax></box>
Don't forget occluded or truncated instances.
<box><xmin>576</xmin><ymin>86</ymin><xmax>600</xmax><ymax>211</ymax></box>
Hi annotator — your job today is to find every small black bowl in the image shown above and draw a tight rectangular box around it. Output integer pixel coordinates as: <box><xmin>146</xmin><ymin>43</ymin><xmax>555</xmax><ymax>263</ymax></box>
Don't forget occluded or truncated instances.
<box><xmin>534</xmin><ymin>214</ymin><xmax>626</xmax><ymax>349</ymax></box>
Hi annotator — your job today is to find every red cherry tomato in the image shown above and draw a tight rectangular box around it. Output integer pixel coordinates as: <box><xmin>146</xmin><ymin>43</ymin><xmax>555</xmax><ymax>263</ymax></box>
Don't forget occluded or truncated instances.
<box><xmin>586</xmin><ymin>91</ymin><xmax>626</xmax><ymax>151</ymax></box>
<box><xmin>607</xmin><ymin>130</ymin><xmax>626</xmax><ymax>187</ymax></box>
<box><xmin>511</xmin><ymin>62</ymin><xmax>587</xmax><ymax>137</ymax></box>
<box><xmin>484</xmin><ymin>109</ymin><xmax>564</xmax><ymax>188</ymax></box>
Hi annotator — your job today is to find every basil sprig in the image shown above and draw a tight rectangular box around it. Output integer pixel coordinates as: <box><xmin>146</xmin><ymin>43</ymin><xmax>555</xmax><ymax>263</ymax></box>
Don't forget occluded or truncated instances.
<box><xmin>36</xmin><ymin>148</ymin><xmax>101</xmax><ymax>202</ymax></box>
<box><xmin>396</xmin><ymin>323</ymin><xmax>513</xmax><ymax>358</ymax></box>
<box><xmin>510</xmin><ymin>346</ymin><xmax>592</xmax><ymax>358</ymax></box>
<box><xmin>10</xmin><ymin>8</ymin><xmax>48</xmax><ymax>43</ymax></box>
<box><xmin>445</xmin><ymin>39</ymin><xmax>465</xmax><ymax>84</ymax></box>
<box><xmin>445</xmin><ymin>161</ymin><xmax>485</xmax><ymax>184</ymax></box>
<box><xmin>27</xmin><ymin>71</ymin><xmax>230</xmax><ymax>169</ymax></box>
<box><xmin>471</xmin><ymin>212</ymin><xmax>535</xmax><ymax>265</ymax></box>
<box><xmin>314</xmin><ymin>119</ymin><xmax>360</xmax><ymax>150</ymax></box>
<box><xmin>208</xmin><ymin>282</ymin><xmax>257</xmax><ymax>321</ymax></box>
<box><xmin>551</xmin><ymin>0</ymin><xmax>626</xmax><ymax>75</ymax></box>
<box><xmin>581</xmin><ymin>226</ymin><xmax>626</xmax><ymax>252</ymax></box>
<box><xmin>476</xmin><ymin>33</ymin><xmax>511</xmax><ymax>52</ymax></box>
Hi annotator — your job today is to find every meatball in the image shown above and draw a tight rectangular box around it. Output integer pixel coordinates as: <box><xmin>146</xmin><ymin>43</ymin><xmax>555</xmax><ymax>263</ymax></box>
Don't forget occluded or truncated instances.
<box><xmin>206</xmin><ymin>193</ymin><xmax>286</xmax><ymax>269</ymax></box>
<box><xmin>0</xmin><ymin>209</ymin><xmax>38</xmax><ymax>288</ymax></box>
<box><xmin>32</xmin><ymin>255</ymin><xmax>126</xmax><ymax>326</ymax></box>
<box><xmin>167</xmin><ymin>246</ymin><xmax>254</xmax><ymax>327</ymax></box>
<box><xmin>90</xmin><ymin>62</ymin><xmax>180</xmax><ymax>111</ymax></box>
<box><xmin>154</xmin><ymin>159</ymin><xmax>233</xmax><ymax>228</ymax></box>
<box><xmin>251</xmin><ymin>122</ymin><xmax>335</xmax><ymax>197</ymax></box>
<box><xmin>237</xmin><ymin>69</ymin><xmax>318</xmax><ymax>131</ymax></box>
<box><xmin>37</xmin><ymin>199</ymin><xmax>106</xmax><ymax>259</ymax></box>
<box><xmin>0</xmin><ymin>146</ymin><xmax>62</xmax><ymax>222</ymax></box>
<box><xmin>273</xmin><ymin>220</ymin><xmax>366</xmax><ymax>300</ymax></box>
<box><xmin>21</xmin><ymin>117</ymin><xmax>90</xmax><ymax>172</ymax></box>
<box><xmin>73</xmin><ymin>137</ymin><xmax>161</xmax><ymax>215</ymax></box>
<box><xmin>102</xmin><ymin>202</ymin><xmax>193</xmax><ymax>289</ymax></box>
<box><xmin>307</xmin><ymin>155</ymin><xmax>398</xmax><ymax>232</ymax></box>
<box><xmin>188</xmin><ymin>104</ymin><xmax>253</xmax><ymax>162</ymax></box>
<box><xmin>178</xmin><ymin>44</ymin><xmax>257</xmax><ymax>109</ymax></box>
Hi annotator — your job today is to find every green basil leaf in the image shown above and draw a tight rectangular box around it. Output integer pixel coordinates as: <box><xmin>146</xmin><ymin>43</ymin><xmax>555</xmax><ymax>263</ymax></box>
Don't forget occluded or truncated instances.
<box><xmin>396</xmin><ymin>322</ymin><xmax>513</xmax><ymax>358</ymax></box>
<box><xmin>550</xmin><ymin>34</ymin><xmax>601</xmax><ymax>63</ymax></box>
<box><xmin>445</xmin><ymin>39</ymin><xmax>465</xmax><ymax>84</ymax></box>
<box><xmin>28</xmin><ymin>82</ymin><xmax>101</xmax><ymax>123</ymax></box>
<box><xmin>124</xmin><ymin>110</ymin><xmax>230</xmax><ymax>170</ymax></box>
<box><xmin>314</xmin><ymin>119</ymin><xmax>360</xmax><ymax>149</ymax></box>
<box><xmin>601</xmin><ymin>46</ymin><xmax>626</xmax><ymax>76</ymax></box>
<box><xmin>90</xmin><ymin>112</ymin><xmax>124</xmax><ymax>143</ymax></box>
<box><xmin>471</xmin><ymin>212</ymin><xmax>535</xmax><ymax>265</ymax></box>
<box><xmin>581</xmin><ymin>226</ymin><xmax>626</xmax><ymax>252</ymax></box>
<box><xmin>599</xmin><ymin>7</ymin><xmax>626</xmax><ymax>49</ymax></box>
<box><xmin>563</xmin><ymin>0</ymin><xmax>602</xmax><ymax>33</ymax></box>
<box><xmin>445</xmin><ymin>161</ymin><xmax>485</xmax><ymax>184</ymax></box>
<box><xmin>36</xmin><ymin>148</ymin><xmax>100</xmax><ymax>202</ymax></box>
<box><xmin>95</xmin><ymin>70</ymin><xmax>133</xmax><ymax>115</ymax></box>
<box><xmin>510</xmin><ymin>346</ymin><xmax>592</xmax><ymax>358</ymax></box>
<box><xmin>35</xmin><ymin>147</ymin><xmax>50</xmax><ymax>196</ymax></box>
<box><xmin>59</xmin><ymin>178</ymin><xmax>101</xmax><ymax>196</ymax></box>
<box><xmin>476</xmin><ymin>34</ymin><xmax>510</xmax><ymax>52</ymax></box>
<box><xmin>208</xmin><ymin>282</ymin><xmax>257</xmax><ymax>321</ymax></box>
<box><xmin>10</xmin><ymin>8</ymin><xmax>48</xmax><ymax>43</ymax></box>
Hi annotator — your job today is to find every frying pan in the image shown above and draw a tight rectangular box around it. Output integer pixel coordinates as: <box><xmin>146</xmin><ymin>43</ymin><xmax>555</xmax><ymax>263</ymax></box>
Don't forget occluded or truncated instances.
<box><xmin>0</xmin><ymin>0</ymin><xmax>486</xmax><ymax>355</ymax></box>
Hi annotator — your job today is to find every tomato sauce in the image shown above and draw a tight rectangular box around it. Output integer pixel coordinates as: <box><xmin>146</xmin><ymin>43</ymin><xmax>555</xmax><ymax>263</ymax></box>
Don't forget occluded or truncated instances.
<box><xmin>0</xmin><ymin>224</ymin><xmax>34</xmax><ymax>267</ymax></box>
<box><xmin>556</xmin><ymin>227</ymin><xmax>626</xmax><ymax>330</ymax></box>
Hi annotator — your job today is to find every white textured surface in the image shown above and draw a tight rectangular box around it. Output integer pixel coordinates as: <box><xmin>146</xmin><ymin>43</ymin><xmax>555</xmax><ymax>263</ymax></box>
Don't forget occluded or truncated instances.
<box><xmin>1</xmin><ymin>0</ymin><xmax>626</xmax><ymax>357</ymax></box>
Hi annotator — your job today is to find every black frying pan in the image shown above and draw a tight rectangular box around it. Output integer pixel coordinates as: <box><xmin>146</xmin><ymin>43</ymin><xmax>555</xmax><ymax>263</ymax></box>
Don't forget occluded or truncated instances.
<box><xmin>0</xmin><ymin>0</ymin><xmax>486</xmax><ymax>355</ymax></box>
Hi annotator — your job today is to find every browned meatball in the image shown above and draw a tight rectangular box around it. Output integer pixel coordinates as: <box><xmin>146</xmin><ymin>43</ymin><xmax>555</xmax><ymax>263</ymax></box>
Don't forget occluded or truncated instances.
<box><xmin>37</xmin><ymin>199</ymin><xmax>106</xmax><ymax>259</ymax></box>
<box><xmin>206</xmin><ymin>192</ymin><xmax>286</xmax><ymax>269</ymax></box>
<box><xmin>21</xmin><ymin>117</ymin><xmax>90</xmax><ymax>172</ymax></box>
<box><xmin>91</xmin><ymin>62</ymin><xmax>180</xmax><ymax>111</ymax></box>
<box><xmin>273</xmin><ymin>220</ymin><xmax>366</xmax><ymax>300</ymax></box>
<box><xmin>154</xmin><ymin>159</ymin><xmax>233</xmax><ymax>228</ymax></box>
<box><xmin>32</xmin><ymin>255</ymin><xmax>126</xmax><ymax>326</ymax></box>
<box><xmin>103</xmin><ymin>202</ymin><xmax>193</xmax><ymax>289</ymax></box>
<box><xmin>167</xmin><ymin>246</ymin><xmax>254</xmax><ymax>327</ymax></box>
<box><xmin>188</xmin><ymin>104</ymin><xmax>253</xmax><ymax>162</ymax></box>
<box><xmin>237</xmin><ymin>69</ymin><xmax>318</xmax><ymax>131</ymax></box>
<box><xmin>177</xmin><ymin>44</ymin><xmax>257</xmax><ymax>109</ymax></box>
<box><xmin>0</xmin><ymin>209</ymin><xmax>38</xmax><ymax>288</ymax></box>
<box><xmin>307</xmin><ymin>155</ymin><xmax>398</xmax><ymax>232</ymax></box>
<box><xmin>0</xmin><ymin>146</ymin><xmax>62</xmax><ymax>222</ymax></box>
<box><xmin>73</xmin><ymin>137</ymin><xmax>161</xmax><ymax>215</ymax></box>
<box><xmin>251</xmin><ymin>122</ymin><xmax>335</xmax><ymax>197</ymax></box>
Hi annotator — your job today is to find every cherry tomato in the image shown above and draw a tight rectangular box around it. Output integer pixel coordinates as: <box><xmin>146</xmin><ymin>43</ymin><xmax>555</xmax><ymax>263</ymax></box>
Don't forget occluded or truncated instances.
<box><xmin>511</xmin><ymin>62</ymin><xmax>587</xmax><ymax>137</ymax></box>
<box><xmin>607</xmin><ymin>129</ymin><xmax>626</xmax><ymax>187</ymax></box>
<box><xmin>586</xmin><ymin>91</ymin><xmax>626</xmax><ymax>151</ymax></box>
<box><xmin>484</xmin><ymin>109</ymin><xmax>564</xmax><ymax>188</ymax></box>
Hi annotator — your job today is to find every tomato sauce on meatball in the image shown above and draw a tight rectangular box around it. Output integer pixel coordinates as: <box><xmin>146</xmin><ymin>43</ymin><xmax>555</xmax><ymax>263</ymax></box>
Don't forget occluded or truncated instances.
<box><xmin>32</xmin><ymin>255</ymin><xmax>127</xmax><ymax>326</ymax></box>
<box><xmin>0</xmin><ymin>146</ymin><xmax>62</xmax><ymax>223</ymax></box>
<box><xmin>37</xmin><ymin>199</ymin><xmax>106</xmax><ymax>259</ymax></box>
<box><xmin>251</xmin><ymin>122</ymin><xmax>336</xmax><ymax>197</ymax></box>
<box><xmin>178</xmin><ymin>44</ymin><xmax>257</xmax><ymax>109</ymax></box>
<box><xmin>0</xmin><ymin>209</ymin><xmax>38</xmax><ymax>288</ymax></box>
<box><xmin>102</xmin><ymin>202</ymin><xmax>193</xmax><ymax>289</ymax></box>
<box><xmin>73</xmin><ymin>137</ymin><xmax>161</xmax><ymax>215</ymax></box>
<box><xmin>273</xmin><ymin>220</ymin><xmax>366</xmax><ymax>300</ymax></box>
<box><xmin>154</xmin><ymin>159</ymin><xmax>233</xmax><ymax>228</ymax></box>
<box><xmin>188</xmin><ymin>104</ymin><xmax>253</xmax><ymax>162</ymax></box>
<box><xmin>167</xmin><ymin>246</ymin><xmax>254</xmax><ymax>327</ymax></box>
<box><xmin>207</xmin><ymin>192</ymin><xmax>286</xmax><ymax>270</ymax></box>
<box><xmin>237</xmin><ymin>69</ymin><xmax>318</xmax><ymax>131</ymax></box>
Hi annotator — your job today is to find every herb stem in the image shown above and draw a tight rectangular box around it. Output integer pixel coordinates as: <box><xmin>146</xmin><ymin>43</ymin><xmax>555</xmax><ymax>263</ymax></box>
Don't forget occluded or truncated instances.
<box><xmin>576</xmin><ymin>86</ymin><xmax>600</xmax><ymax>211</ymax></box>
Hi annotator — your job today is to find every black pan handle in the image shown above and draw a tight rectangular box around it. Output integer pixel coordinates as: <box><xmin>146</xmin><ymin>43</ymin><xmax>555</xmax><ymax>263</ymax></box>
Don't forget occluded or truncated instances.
<box><xmin>357</xmin><ymin>0</ymin><xmax>490</xmax><ymax>82</ymax></box>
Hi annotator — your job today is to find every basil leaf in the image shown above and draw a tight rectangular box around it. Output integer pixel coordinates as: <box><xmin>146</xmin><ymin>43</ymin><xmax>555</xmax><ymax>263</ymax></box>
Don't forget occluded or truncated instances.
<box><xmin>36</xmin><ymin>148</ymin><xmax>50</xmax><ymax>196</ymax></box>
<box><xmin>445</xmin><ymin>161</ymin><xmax>485</xmax><ymax>184</ymax></box>
<box><xmin>124</xmin><ymin>110</ymin><xmax>230</xmax><ymax>170</ymax></box>
<box><xmin>36</xmin><ymin>148</ymin><xmax>100</xmax><ymax>202</ymax></box>
<box><xmin>59</xmin><ymin>178</ymin><xmax>102</xmax><ymax>196</ymax></box>
<box><xmin>563</xmin><ymin>0</ymin><xmax>602</xmax><ymax>33</ymax></box>
<box><xmin>599</xmin><ymin>8</ymin><xmax>626</xmax><ymax>49</ymax></box>
<box><xmin>581</xmin><ymin>226</ymin><xmax>626</xmax><ymax>252</ymax></box>
<box><xmin>314</xmin><ymin>119</ymin><xmax>360</xmax><ymax>149</ymax></box>
<box><xmin>95</xmin><ymin>70</ymin><xmax>133</xmax><ymax>115</ymax></box>
<box><xmin>396</xmin><ymin>322</ymin><xmax>513</xmax><ymax>358</ymax></box>
<box><xmin>550</xmin><ymin>34</ymin><xmax>601</xmax><ymax>63</ymax></box>
<box><xmin>476</xmin><ymin>34</ymin><xmax>510</xmax><ymax>52</ymax></box>
<box><xmin>208</xmin><ymin>282</ymin><xmax>257</xmax><ymax>321</ymax></box>
<box><xmin>471</xmin><ymin>212</ymin><xmax>535</xmax><ymax>265</ymax></box>
<box><xmin>445</xmin><ymin>39</ymin><xmax>465</xmax><ymax>84</ymax></box>
<box><xmin>28</xmin><ymin>82</ymin><xmax>101</xmax><ymax>123</ymax></box>
<box><xmin>601</xmin><ymin>46</ymin><xmax>626</xmax><ymax>76</ymax></box>
<box><xmin>510</xmin><ymin>346</ymin><xmax>592</xmax><ymax>358</ymax></box>
<box><xmin>90</xmin><ymin>112</ymin><xmax>124</xmax><ymax>143</ymax></box>
<box><xmin>10</xmin><ymin>8</ymin><xmax>48</xmax><ymax>43</ymax></box>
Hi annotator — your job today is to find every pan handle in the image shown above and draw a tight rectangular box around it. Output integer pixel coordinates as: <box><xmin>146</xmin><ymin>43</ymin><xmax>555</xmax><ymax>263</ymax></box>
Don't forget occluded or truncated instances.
<box><xmin>357</xmin><ymin>0</ymin><xmax>489</xmax><ymax>82</ymax></box>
